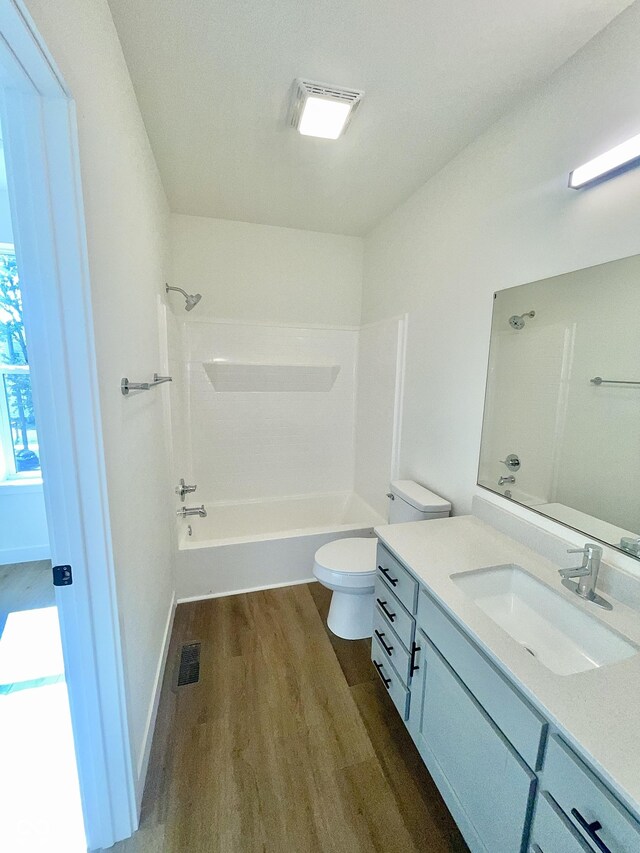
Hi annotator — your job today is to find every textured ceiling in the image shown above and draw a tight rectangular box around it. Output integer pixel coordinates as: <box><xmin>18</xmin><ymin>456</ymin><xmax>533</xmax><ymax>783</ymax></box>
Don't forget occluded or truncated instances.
<box><xmin>108</xmin><ymin>0</ymin><xmax>632</xmax><ymax>235</ymax></box>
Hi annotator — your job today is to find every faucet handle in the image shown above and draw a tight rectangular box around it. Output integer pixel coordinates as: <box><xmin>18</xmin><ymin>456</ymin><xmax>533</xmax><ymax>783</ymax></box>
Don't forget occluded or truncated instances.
<box><xmin>567</xmin><ymin>543</ymin><xmax>602</xmax><ymax>556</ymax></box>
<box><xmin>176</xmin><ymin>478</ymin><xmax>197</xmax><ymax>501</ymax></box>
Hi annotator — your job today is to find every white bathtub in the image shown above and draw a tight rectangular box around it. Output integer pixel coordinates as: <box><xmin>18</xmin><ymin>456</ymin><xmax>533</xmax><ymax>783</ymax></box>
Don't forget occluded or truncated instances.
<box><xmin>175</xmin><ymin>492</ymin><xmax>385</xmax><ymax>601</ymax></box>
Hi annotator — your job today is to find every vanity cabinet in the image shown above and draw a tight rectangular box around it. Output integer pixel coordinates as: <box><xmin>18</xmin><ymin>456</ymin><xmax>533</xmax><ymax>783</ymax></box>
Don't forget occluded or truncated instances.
<box><xmin>410</xmin><ymin>632</ymin><xmax>536</xmax><ymax>853</ymax></box>
<box><xmin>371</xmin><ymin>543</ymin><xmax>640</xmax><ymax>853</ymax></box>
<box><xmin>371</xmin><ymin>549</ymin><xmax>420</xmax><ymax>721</ymax></box>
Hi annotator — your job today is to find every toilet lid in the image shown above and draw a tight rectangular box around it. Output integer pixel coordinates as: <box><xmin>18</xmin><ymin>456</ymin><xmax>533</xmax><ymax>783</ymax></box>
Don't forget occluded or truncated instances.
<box><xmin>314</xmin><ymin>537</ymin><xmax>377</xmax><ymax>574</ymax></box>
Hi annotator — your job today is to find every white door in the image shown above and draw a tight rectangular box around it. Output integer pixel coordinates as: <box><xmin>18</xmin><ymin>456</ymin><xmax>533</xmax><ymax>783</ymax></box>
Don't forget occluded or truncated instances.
<box><xmin>0</xmin><ymin>1</ymin><xmax>137</xmax><ymax>848</ymax></box>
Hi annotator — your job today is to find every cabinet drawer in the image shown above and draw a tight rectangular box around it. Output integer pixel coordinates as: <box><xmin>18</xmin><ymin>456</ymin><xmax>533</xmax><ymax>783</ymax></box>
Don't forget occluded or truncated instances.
<box><xmin>371</xmin><ymin>635</ymin><xmax>409</xmax><ymax>720</ymax></box>
<box><xmin>375</xmin><ymin>577</ymin><xmax>414</xmax><ymax>651</ymax></box>
<box><xmin>373</xmin><ymin>608</ymin><xmax>412</xmax><ymax>684</ymax></box>
<box><xmin>531</xmin><ymin>792</ymin><xmax>592</xmax><ymax>853</ymax></box>
<box><xmin>376</xmin><ymin>544</ymin><xmax>418</xmax><ymax>613</ymax></box>
<box><xmin>418</xmin><ymin>588</ymin><xmax>547</xmax><ymax>770</ymax></box>
<box><xmin>420</xmin><ymin>637</ymin><xmax>536</xmax><ymax>853</ymax></box>
<box><xmin>543</xmin><ymin>735</ymin><xmax>640</xmax><ymax>853</ymax></box>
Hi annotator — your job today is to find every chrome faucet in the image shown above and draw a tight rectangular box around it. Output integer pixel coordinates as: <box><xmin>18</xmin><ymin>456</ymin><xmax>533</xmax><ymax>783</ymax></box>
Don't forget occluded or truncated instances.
<box><xmin>177</xmin><ymin>505</ymin><xmax>207</xmax><ymax>518</ymax></box>
<box><xmin>558</xmin><ymin>543</ymin><xmax>611</xmax><ymax>610</ymax></box>
<box><xmin>498</xmin><ymin>475</ymin><xmax>516</xmax><ymax>486</ymax></box>
<box><xmin>176</xmin><ymin>478</ymin><xmax>197</xmax><ymax>502</ymax></box>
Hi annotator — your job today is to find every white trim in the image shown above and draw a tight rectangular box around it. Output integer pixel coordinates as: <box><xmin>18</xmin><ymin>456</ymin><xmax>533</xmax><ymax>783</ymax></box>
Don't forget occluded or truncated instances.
<box><xmin>0</xmin><ymin>543</ymin><xmax>49</xmax><ymax>563</ymax></box>
<box><xmin>0</xmin><ymin>477</ymin><xmax>43</xmax><ymax>493</ymax></box>
<box><xmin>391</xmin><ymin>314</ymin><xmax>408</xmax><ymax>480</ymax></box>
<box><xmin>177</xmin><ymin>576</ymin><xmax>316</xmax><ymax>604</ymax></box>
<box><xmin>136</xmin><ymin>592</ymin><xmax>176</xmax><ymax>813</ymax></box>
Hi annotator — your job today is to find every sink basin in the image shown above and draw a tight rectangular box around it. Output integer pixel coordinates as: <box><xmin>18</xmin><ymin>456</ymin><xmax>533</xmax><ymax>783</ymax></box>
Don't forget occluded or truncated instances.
<box><xmin>451</xmin><ymin>565</ymin><xmax>637</xmax><ymax>676</ymax></box>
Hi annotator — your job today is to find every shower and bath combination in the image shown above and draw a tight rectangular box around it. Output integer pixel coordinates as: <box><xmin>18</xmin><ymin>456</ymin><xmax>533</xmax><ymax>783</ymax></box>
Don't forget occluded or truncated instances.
<box><xmin>508</xmin><ymin>309</ymin><xmax>535</xmax><ymax>330</ymax></box>
<box><xmin>166</xmin><ymin>283</ymin><xmax>202</xmax><ymax>311</ymax></box>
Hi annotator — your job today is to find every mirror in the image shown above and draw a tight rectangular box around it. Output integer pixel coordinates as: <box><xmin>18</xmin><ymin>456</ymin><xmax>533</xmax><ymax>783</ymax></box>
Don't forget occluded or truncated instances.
<box><xmin>478</xmin><ymin>254</ymin><xmax>640</xmax><ymax>559</ymax></box>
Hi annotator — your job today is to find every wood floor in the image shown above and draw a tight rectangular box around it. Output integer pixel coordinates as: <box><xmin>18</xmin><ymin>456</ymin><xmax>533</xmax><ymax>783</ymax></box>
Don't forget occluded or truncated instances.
<box><xmin>0</xmin><ymin>560</ymin><xmax>53</xmax><ymax>634</ymax></box>
<box><xmin>115</xmin><ymin>583</ymin><xmax>468</xmax><ymax>853</ymax></box>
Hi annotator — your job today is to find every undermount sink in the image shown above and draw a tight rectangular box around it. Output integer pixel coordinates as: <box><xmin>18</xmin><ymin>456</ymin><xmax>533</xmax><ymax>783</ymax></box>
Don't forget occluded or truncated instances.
<box><xmin>451</xmin><ymin>565</ymin><xmax>637</xmax><ymax>676</ymax></box>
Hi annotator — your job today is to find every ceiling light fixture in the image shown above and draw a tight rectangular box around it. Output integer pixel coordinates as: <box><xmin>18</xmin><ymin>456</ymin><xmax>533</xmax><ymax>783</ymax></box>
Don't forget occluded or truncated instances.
<box><xmin>569</xmin><ymin>132</ymin><xmax>640</xmax><ymax>188</ymax></box>
<box><xmin>289</xmin><ymin>79</ymin><xmax>364</xmax><ymax>140</ymax></box>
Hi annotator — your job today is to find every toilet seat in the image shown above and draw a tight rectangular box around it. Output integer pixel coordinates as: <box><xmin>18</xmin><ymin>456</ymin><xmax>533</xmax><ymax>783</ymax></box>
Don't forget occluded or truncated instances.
<box><xmin>313</xmin><ymin>537</ymin><xmax>377</xmax><ymax>593</ymax></box>
<box><xmin>314</xmin><ymin>537</ymin><xmax>377</xmax><ymax>573</ymax></box>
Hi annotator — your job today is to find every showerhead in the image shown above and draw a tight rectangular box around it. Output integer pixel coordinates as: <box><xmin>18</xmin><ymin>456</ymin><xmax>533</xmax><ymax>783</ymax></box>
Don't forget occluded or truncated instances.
<box><xmin>166</xmin><ymin>283</ymin><xmax>202</xmax><ymax>312</ymax></box>
<box><xmin>509</xmin><ymin>310</ymin><xmax>535</xmax><ymax>330</ymax></box>
<box><xmin>185</xmin><ymin>293</ymin><xmax>202</xmax><ymax>311</ymax></box>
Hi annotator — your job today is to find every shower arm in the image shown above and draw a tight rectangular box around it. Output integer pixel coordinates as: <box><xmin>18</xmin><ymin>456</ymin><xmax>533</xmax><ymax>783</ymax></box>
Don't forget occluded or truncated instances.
<box><xmin>166</xmin><ymin>284</ymin><xmax>189</xmax><ymax>299</ymax></box>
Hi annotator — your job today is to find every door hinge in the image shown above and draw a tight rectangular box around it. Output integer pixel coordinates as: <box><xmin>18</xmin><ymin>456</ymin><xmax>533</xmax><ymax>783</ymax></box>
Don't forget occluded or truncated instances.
<box><xmin>52</xmin><ymin>564</ymin><xmax>73</xmax><ymax>586</ymax></box>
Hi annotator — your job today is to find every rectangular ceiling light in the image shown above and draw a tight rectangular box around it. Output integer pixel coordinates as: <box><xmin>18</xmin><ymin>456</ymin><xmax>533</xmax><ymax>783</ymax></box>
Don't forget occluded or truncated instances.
<box><xmin>289</xmin><ymin>79</ymin><xmax>364</xmax><ymax>140</ymax></box>
<box><xmin>569</xmin><ymin>132</ymin><xmax>640</xmax><ymax>188</ymax></box>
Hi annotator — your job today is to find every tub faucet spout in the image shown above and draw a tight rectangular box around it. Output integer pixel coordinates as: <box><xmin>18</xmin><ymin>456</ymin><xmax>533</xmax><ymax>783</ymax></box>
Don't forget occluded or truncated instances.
<box><xmin>178</xmin><ymin>505</ymin><xmax>207</xmax><ymax>518</ymax></box>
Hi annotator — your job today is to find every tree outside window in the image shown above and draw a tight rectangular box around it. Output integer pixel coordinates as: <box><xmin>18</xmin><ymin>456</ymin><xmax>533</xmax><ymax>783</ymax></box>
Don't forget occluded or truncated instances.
<box><xmin>0</xmin><ymin>248</ymin><xmax>40</xmax><ymax>476</ymax></box>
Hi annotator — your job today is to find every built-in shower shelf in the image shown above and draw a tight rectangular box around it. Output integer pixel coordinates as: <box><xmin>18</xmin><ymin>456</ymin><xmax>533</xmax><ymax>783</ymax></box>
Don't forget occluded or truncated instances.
<box><xmin>203</xmin><ymin>362</ymin><xmax>341</xmax><ymax>392</ymax></box>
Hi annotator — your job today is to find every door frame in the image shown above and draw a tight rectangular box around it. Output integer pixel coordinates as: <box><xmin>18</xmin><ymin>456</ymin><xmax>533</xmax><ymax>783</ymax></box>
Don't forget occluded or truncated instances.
<box><xmin>0</xmin><ymin>1</ymin><xmax>136</xmax><ymax>848</ymax></box>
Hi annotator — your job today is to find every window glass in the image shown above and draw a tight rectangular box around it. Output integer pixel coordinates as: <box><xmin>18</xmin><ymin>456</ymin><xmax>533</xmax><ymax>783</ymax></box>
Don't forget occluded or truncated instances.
<box><xmin>0</xmin><ymin>248</ymin><xmax>41</xmax><ymax>479</ymax></box>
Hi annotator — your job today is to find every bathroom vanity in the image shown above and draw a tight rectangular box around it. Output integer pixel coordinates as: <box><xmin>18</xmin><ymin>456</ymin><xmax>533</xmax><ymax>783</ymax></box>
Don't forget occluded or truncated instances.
<box><xmin>371</xmin><ymin>511</ymin><xmax>640</xmax><ymax>853</ymax></box>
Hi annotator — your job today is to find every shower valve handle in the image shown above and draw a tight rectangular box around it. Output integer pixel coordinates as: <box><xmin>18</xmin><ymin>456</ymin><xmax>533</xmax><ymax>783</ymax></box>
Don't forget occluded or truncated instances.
<box><xmin>176</xmin><ymin>478</ymin><xmax>197</xmax><ymax>501</ymax></box>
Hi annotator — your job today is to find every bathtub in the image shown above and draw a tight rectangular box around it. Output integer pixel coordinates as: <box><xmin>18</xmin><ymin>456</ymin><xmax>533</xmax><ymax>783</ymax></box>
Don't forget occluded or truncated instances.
<box><xmin>175</xmin><ymin>491</ymin><xmax>385</xmax><ymax>601</ymax></box>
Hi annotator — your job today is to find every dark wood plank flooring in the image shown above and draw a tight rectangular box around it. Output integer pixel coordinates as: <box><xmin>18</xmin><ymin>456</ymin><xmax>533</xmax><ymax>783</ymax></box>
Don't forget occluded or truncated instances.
<box><xmin>114</xmin><ymin>582</ymin><xmax>468</xmax><ymax>852</ymax></box>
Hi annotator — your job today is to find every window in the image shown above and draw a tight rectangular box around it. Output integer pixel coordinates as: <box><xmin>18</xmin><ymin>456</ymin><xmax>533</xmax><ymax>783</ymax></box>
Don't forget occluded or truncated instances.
<box><xmin>0</xmin><ymin>244</ymin><xmax>41</xmax><ymax>480</ymax></box>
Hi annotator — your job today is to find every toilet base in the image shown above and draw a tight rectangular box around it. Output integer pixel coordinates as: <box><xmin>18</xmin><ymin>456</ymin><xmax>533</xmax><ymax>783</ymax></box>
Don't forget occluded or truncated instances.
<box><xmin>327</xmin><ymin>589</ymin><xmax>374</xmax><ymax>640</ymax></box>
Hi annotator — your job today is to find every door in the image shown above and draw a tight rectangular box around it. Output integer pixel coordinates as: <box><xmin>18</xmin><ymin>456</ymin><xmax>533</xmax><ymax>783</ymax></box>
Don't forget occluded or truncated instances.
<box><xmin>0</xmin><ymin>1</ymin><xmax>137</xmax><ymax>848</ymax></box>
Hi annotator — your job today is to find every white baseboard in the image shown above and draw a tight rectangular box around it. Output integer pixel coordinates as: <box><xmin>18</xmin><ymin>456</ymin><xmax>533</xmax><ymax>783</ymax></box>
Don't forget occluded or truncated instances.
<box><xmin>135</xmin><ymin>591</ymin><xmax>176</xmax><ymax>814</ymax></box>
<box><xmin>176</xmin><ymin>576</ymin><xmax>316</xmax><ymax>604</ymax></box>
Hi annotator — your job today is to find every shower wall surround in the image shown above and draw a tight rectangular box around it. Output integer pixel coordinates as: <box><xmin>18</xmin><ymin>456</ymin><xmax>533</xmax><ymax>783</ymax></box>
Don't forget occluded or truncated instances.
<box><xmin>176</xmin><ymin>319</ymin><xmax>358</xmax><ymax>501</ymax></box>
<box><xmin>167</xmin><ymin>315</ymin><xmax>406</xmax><ymax>508</ymax></box>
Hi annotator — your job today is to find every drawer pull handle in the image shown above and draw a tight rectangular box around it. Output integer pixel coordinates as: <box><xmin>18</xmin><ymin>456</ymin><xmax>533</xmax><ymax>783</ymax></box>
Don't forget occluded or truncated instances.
<box><xmin>373</xmin><ymin>659</ymin><xmax>391</xmax><ymax>689</ymax></box>
<box><xmin>410</xmin><ymin>642</ymin><xmax>421</xmax><ymax>676</ymax></box>
<box><xmin>571</xmin><ymin>809</ymin><xmax>612</xmax><ymax>853</ymax></box>
<box><xmin>378</xmin><ymin>565</ymin><xmax>399</xmax><ymax>587</ymax></box>
<box><xmin>374</xmin><ymin>630</ymin><xmax>393</xmax><ymax>655</ymax></box>
<box><xmin>376</xmin><ymin>599</ymin><xmax>396</xmax><ymax>622</ymax></box>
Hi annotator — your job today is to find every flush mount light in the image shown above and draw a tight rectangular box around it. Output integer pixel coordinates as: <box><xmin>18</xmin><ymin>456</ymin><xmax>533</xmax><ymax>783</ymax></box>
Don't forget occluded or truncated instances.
<box><xmin>569</xmin><ymin>132</ymin><xmax>640</xmax><ymax>188</ymax></box>
<box><xmin>289</xmin><ymin>79</ymin><xmax>364</xmax><ymax>140</ymax></box>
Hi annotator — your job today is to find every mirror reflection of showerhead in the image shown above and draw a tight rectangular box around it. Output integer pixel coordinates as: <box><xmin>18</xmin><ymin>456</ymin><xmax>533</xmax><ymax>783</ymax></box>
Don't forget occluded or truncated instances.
<box><xmin>509</xmin><ymin>310</ymin><xmax>535</xmax><ymax>330</ymax></box>
<box><xmin>165</xmin><ymin>283</ymin><xmax>203</xmax><ymax>312</ymax></box>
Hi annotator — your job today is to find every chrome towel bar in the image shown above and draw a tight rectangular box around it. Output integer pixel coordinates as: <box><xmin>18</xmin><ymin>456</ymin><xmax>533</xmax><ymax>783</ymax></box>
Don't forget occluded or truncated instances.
<box><xmin>121</xmin><ymin>373</ymin><xmax>172</xmax><ymax>395</ymax></box>
<box><xmin>590</xmin><ymin>376</ymin><xmax>640</xmax><ymax>386</ymax></box>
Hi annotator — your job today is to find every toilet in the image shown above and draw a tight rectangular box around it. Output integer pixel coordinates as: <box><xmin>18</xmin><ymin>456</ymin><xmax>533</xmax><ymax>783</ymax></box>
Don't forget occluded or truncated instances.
<box><xmin>313</xmin><ymin>480</ymin><xmax>451</xmax><ymax>640</ymax></box>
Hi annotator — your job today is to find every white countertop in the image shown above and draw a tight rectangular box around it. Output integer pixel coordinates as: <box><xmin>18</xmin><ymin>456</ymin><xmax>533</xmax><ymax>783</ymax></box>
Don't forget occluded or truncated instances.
<box><xmin>374</xmin><ymin>514</ymin><xmax>640</xmax><ymax>820</ymax></box>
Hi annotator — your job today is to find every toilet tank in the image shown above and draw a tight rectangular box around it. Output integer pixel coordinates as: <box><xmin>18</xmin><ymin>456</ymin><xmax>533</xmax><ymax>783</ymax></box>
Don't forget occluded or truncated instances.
<box><xmin>388</xmin><ymin>480</ymin><xmax>451</xmax><ymax>523</ymax></box>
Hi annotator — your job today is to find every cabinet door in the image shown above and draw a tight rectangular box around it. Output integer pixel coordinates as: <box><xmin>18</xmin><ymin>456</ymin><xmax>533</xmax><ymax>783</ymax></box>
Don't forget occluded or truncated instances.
<box><xmin>531</xmin><ymin>792</ymin><xmax>593</xmax><ymax>853</ymax></box>
<box><xmin>409</xmin><ymin>629</ymin><xmax>536</xmax><ymax>853</ymax></box>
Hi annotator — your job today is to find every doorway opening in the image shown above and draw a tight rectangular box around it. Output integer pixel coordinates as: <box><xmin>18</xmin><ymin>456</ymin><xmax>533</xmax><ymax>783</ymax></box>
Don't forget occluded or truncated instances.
<box><xmin>0</xmin><ymin>134</ymin><xmax>85</xmax><ymax>851</ymax></box>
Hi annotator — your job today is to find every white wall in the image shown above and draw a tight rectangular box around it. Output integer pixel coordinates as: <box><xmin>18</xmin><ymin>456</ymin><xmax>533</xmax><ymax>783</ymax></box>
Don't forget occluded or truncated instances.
<box><xmin>169</xmin><ymin>214</ymin><xmax>363</xmax><ymax>326</ymax></box>
<box><xmin>25</xmin><ymin>0</ymin><xmax>175</xmax><ymax>797</ymax></box>
<box><xmin>0</xmin><ymin>483</ymin><xmax>49</xmax><ymax>564</ymax></box>
<box><xmin>362</xmin><ymin>3</ymin><xmax>640</xmax><ymax>570</ymax></box>
<box><xmin>167</xmin><ymin>214</ymin><xmax>364</xmax><ymax>507</ymax></box>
